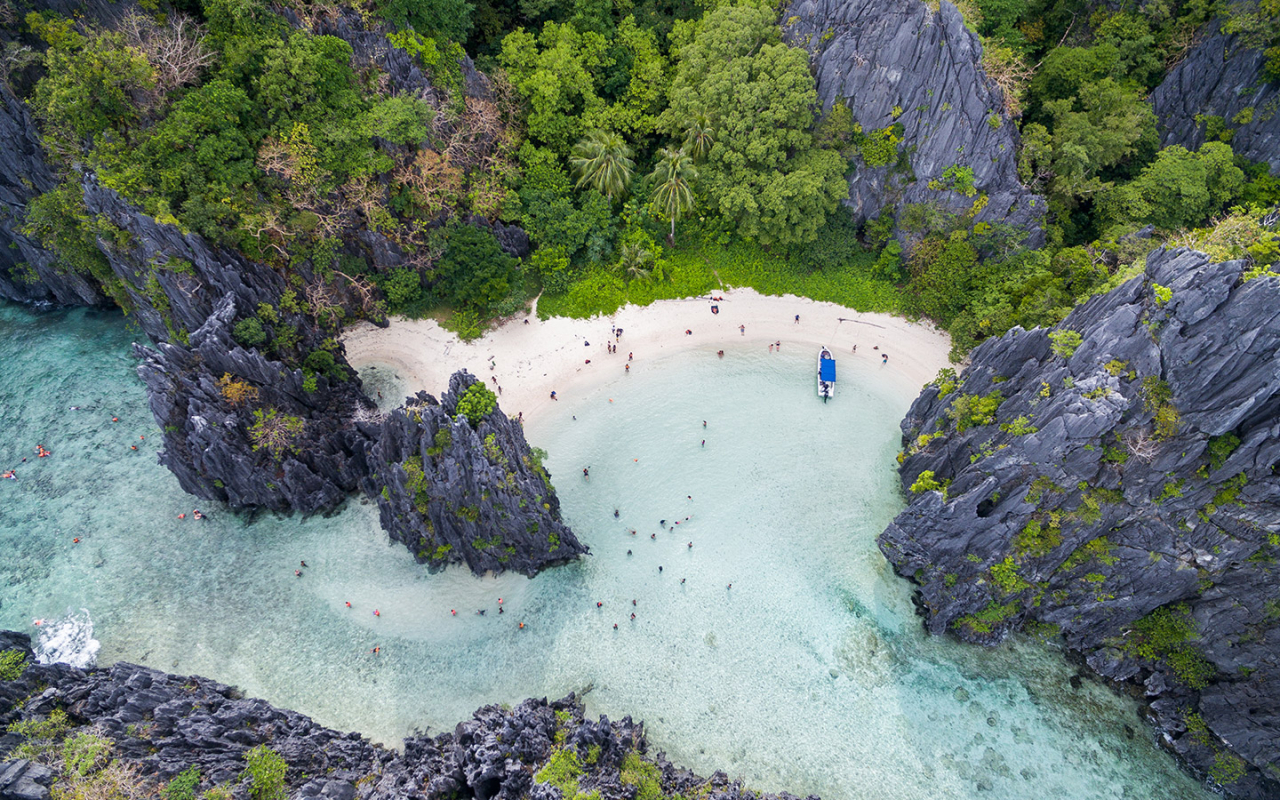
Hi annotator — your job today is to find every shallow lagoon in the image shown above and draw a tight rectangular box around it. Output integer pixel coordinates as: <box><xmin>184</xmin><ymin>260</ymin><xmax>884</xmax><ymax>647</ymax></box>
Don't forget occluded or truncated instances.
<box><xmin>0</xmin><ymin>302</ymin><xmax>1210</xmax><ymax>800</ymax></box>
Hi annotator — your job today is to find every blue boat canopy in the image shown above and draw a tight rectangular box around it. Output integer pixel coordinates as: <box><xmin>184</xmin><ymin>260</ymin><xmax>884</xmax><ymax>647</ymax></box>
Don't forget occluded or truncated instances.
<box><xmin>820</xmin><ymin>358</ymin><xmax>836</xmax><ymax>382</ymax></box>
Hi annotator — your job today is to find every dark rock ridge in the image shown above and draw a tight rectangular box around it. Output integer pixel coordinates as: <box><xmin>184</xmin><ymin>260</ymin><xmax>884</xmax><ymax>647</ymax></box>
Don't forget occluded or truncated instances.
<box><xmin>1151</xmin><ymin>24</ymin><xmax>1280</xmax><ymax>175</ymax></box>
<box><xmin>0</xmin><ymin>84</ymin><xmax>104</xmax><ymax>306</ymax></box>
<box><xmin>364</xmin><ymin>372</ymin><xmax>587</xmax><ymax>577</ymax></box>
<box><xmin>782</xmin><ymin>0</ymin><xmax>1045</xmax><ymax>244</ymax></box>
<box><xmin>879</xmin><ymin>249</ymin><xmax>1279</xmax><ymax>797</ymax></box>
<box><xmin>0</xmin><ymin>631</ymin><xmax>812</xmax><ymax>800</ymax></box>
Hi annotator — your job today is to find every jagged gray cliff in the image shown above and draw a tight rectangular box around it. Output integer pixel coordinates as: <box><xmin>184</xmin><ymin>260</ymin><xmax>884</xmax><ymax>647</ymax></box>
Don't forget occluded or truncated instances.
<box><xmin>1151</xmin><ymin>23</ymin><xmax>1280</xmax><ymax>175</ymax></box>
<box><xmin>365</xmin><ymin>373</ymin><xmax>587</xmax><ymax>577</ymax></box>
<box><xmin>0</xmin><ymin>630</ymin><xmax>810</xmax><ymax>800</ymax></box>
<box><xmin>879</xmin><ymin>249</ymin><xmax>1280</xmax><ymax>797</ymax></box>
<box><xmin>782</xmin><ymin>0</ymin><xmax>1045</xmax><ymax>244</ymax></box>
<box><xmin>0</xmin><ymin>84</ymin><xmax>104</xmax><ymax>306</ymax></box>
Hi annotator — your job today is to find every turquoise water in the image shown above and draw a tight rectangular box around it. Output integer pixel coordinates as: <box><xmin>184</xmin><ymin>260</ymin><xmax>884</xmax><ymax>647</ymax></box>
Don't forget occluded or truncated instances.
<box><xmin>0</xmin><ymin>302</ymin><xmax>1211</xmax><ymax>800</ymax></box>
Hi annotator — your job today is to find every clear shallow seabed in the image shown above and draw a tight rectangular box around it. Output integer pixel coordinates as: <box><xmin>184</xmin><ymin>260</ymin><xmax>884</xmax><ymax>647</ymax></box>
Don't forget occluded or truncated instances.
<box><xmin>0</xmin><ymin>302</ymin><xmax>1211</xmax><ymax>800</ymax></box>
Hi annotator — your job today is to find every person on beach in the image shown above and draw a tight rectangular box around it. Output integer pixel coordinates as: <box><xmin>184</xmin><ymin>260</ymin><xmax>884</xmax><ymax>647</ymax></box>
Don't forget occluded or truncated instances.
<box><xmin>550</xmin><ymin>391</ymin><xmax>558</xmax><ymax>400</ymax></box>
<box><xmin>717</xmin><ymin>350</ymin><xmax>724</xmax><ymax>358</ymax></box>
<box><xmin>739</xmin><ymin>324</ymin><xmax>745</xmax><ymax>335</ymax></box>
<box><xmin>852</xmin><ymin>344</ymin><xmax>857</xmax><ymax>353</ymax></box>
<box><xmin>628</xmin><ymin>352</ymin><xmax>633</xmax><ymax>361</ymax></box>
<box><xmin>625</xmin><ymin>364</ymin><xmax>630</xmax><ymax>373</ymax></box>
<box><xmin>685</xmin><ymin>329</ymin><xmax>692</xmax><ymax>335</ymax></box>
<box><xmin>794</xmin><ymin>314</ymin><xmax>800</xmax><ymax>323</ymax></box>
<box><xmin>882</xmin><ymin>353</ymin><xmax>888</xmax><ymax>364</ymax></box>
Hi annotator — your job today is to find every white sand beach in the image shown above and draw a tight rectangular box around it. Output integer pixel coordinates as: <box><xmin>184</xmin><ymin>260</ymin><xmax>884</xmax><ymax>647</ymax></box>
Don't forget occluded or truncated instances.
<box><xmin>341</xmin><ymin>288</ymin><xmax>953</xmax><ymax>420</ymax></box>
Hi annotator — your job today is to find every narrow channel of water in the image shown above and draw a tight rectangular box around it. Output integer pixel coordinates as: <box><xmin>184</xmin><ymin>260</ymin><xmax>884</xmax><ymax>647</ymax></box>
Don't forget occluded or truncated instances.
<box><xmin>0</xmin><ymin>302</ymin><xmax>1210</xmax><ymax>800</ymax></box>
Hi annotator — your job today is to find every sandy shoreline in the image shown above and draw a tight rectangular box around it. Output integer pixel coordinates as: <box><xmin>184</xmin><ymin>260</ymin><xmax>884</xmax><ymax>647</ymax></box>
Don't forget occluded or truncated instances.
<box><xmin>341</xmin><ymin>289</ymin><xmax>952</xmax><ymax>421</ymax></box>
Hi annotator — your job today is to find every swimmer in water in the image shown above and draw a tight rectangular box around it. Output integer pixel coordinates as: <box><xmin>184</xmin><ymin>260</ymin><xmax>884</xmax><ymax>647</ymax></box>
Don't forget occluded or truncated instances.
<box><xmin>658</xmin><ymin>566</ymin><xmax>663</xmax><ymax>572</ymax></box>
<box><xmin>613</xmin><ymin>623</ymin><xmax>618</xmax><ymax>629</ymax></box>
<box><xmin>632</xmin><ymin>599</ymin><xmax>637</xmax><ymax>606</ymax></box>
<box><xmin>651</xmin><ymin>533</ymin><xmax>656</xmax><ymax>539</ymax></box>
<box><xmin>583</xmin><ymin>467</ymin><xmax>590</xmax><ymax>479</ymax></box>
<box><xmin>300</xmin><ymin>560</ymin><xmax>307</xmax><ymax>567</ymax></box>
<box><xmin>630</xmin><ymin>613</ymin><xmax>636</xmax><ymax>620</ymax></box>
<box><xmin>688</xmin><ymin>542</ymin><xmax>693</xmax><ymax>548</ymax></box>
<box><xmin>451</xmin><ymin>609</ymin><xmax>456</xmax><ymax>615</ymax></box>
<box><xmin>477</xmin><ymin>609</ymin><xmax>486</xmax><ymax>616</ymax></box>
<box><xmin>627</xmin><ymin>550</ymin><xmax>632</xmax><ymax>555</ymax></box>
<box><xmin>295</xmin><ymin>570</ymin><xmax>302</xmax><ymax>577</ymax></box>
<box><xmin>614</xmin><ymin>509</ymin><xmax>619</xmax><ymax>518</ymax></box>
<box><xmin>680</xmin><ymin>578</ymin><xmax>686</xmax><ymax>584</ymax></box>
<box><xmin>659</xmin><ymin>519</ymin><xmax>666</xmax><ymax>526</ymax></box>
<box><xmin>346</xmin><ymin>602</ymin><xmax>352</xmax><ymax>608</ymax></box>
<box><xmin>597</xmin><ymin>602</ymin><xmax>603</xmax><ymax>608</ymax></box>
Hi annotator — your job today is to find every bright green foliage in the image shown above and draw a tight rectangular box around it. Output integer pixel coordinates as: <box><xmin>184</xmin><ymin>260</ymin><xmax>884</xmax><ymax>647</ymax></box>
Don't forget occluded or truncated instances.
<box><xmin>377</xmin><ymin>0</ymin><xmax>474</xmax><ymax>42</ymax></box>
<box><xmin>456</xmin><ymin>381</ymin><xmax>498</xmax><ymax>426</ymax></box>
<box><xmin>381</xmin><ymin>268</ymin><xmax>425</xmax><ymax>313</ymax></box>
<box><xmin>956</xmin><ymin>601</ymin><xmax>1019</xmax><ymax>634</ymax></box>
<box><xmin>233</xmin><ymin>317</ymin><xmax>268</xmax><ymax>348</ymax></box>
<box><xmin>1103</xmin><ymin>143</ymin><xmax>1245</xmax><ymax>230</ymax></box>
<box><xmin>1048</xmin><ymin>329</ymin><xmax>1082</xmax><ymax>358</ymax></box>
<box><xmin>0</xmin><ymin>649</ymin><xmax>27</xmax><ymax>681</ymax></box>
<box><xmin>569</xmin><ymin>130</ymin><xmax>635</xmax><ymax>202</ymax></box>
<box><xmin>909</xmin><ymin>470</ymin><xmax>944</xmax><ymax>494</ymax></box>
<box><xmin>99</xmin><ymin>79</ymin><xmax>264</xmax><ymax>241</ymax></box>
<box><xmin>161</xmin><ymin>766</ymin><xmax>202</xmax><ymax>800</ymax></box>
<box><xmin>620</xmin><ymin>752</ymin><xmax>663</xmax><ymax>800</ymax></box>
<box><xmin>1126</xmin><ymin>604</ymin><xmax>1216</xmax><ymax>689</ymax></box>
<box><xmin>511</xmin><ymin>145</ymin><xmax>618</xmax><ymax>265</ymax></box>
<box><xmin>242</xmin><ymin>745</ymin><xmax>288</xmax><ymax>800</ymax></box>
<box><xmin>1157</xmin><ymin>479</ymin><xmax>1184</xmax><ymax>502</ymax></box>
<box><xmin>990</xmin><ymin>556</ymin><xmax>1031</xmax><ymax>594</ymax></box>
<box><xmin>500</xmin><ymin>18</ymin><xmax>667</xmax><ymax>154</ymax></box>
<box><xmin>1000</xmin><ymin>415</ymin><xmax>1038</xmax><ymax>435</ymax></box>
<box><xmin>62</xmin><ymin>731</ymin><xmax>113</xmax><ymax>777</ymax></box>
<box><xmin>945</xmin><ymin>391</ymin><xmax>1004</xmax><ymax>432</ymax></box>
<box><xmin>1207</xmin><ymin>433</ymin><xmax>1241</xmax><ymax>471</ymax></box>
<box><xmin>1013</xmin><ymin>518</ymin><xmax>1061</xmax><ymax>557</ymax></box>
<box><xmin>1060</xmin><ymin>536</ymin><xmax>1119</xmax><ymax>571</ymax></box>
<box><xmin>664</xmin><ymin>2</ymin><xmax>848</xmax><ymax>247</ymax></box>
<box><xmin>7</xmin><ymin>709</ymin><xmax>72</xmax><ymax>759</ymax></box>
<box><xmin>28</xmin><ymin>15</ymin><xmax>155</xmax><ymax>145</ymax></box>
<box><xmin>535</xmin><ymin>749</ymin><xmax>585</xmax><ymax>797</ymax></box>
<box><xmin>403</xmin><ymin>456</ymin><xmax>431</xmax><ymax>512</ymax></box>
<box><xmin>1152</xmin><ymin>283</ymin><xmax>1172</xmax><ymax>305</ymax></box>
<box><xmin>649</xmin><ymin>147</ymin><xmax>697</xmax><ymax>243</ymax></box>
<box><xmin>22</xmin><ymin>182</ymin><xmax>116</xmax><ymax>287</ymax></box>
<box><xmin>902</xmin><ymin>230</ymin><xmax>980</xmax><ymax>326</ymax></box>
<box><xmin>432</xmin><ymin>224</ymin><xmax>519</xmax><ymax>311</ymax></box>
<box><xmin>1020</xmin><ymin>79</ymin><xmax>1156</xmax><ymax>213</ymax></box>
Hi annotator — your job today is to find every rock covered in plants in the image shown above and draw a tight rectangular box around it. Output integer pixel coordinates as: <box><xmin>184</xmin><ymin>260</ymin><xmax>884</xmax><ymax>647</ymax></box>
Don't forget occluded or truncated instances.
<box><xmin>782</xmin><ymin>0</ymin><xmax>1045</xmax><ymax>244</ymax></box>
<box><xmin>0</xmin><ymin>84</ymin><xmax>105</xmax><ymax>306</ymax></box>
<box><xmin>880</xmin><ymin>247</ymin><xmax>1280</xmax><ymax>798</ymax></box>
<box><xmin>0</xmin><ymin>630</ymin><xmax>812</xmax><ymax>800</ymax></box>
<box><xmin>364</xmin><ymin>371</ymin><xmax>588</xmax><ymax>577</ymax></box>
<box><xmin>135</xmin><ymin>294</ymin><xmax>375</xmax><ymax>514</ymax></box>
<box><xmin>1151</xmin><ymin>24</ymin><xmax>1280</xmax><ymax>176</ymax></box>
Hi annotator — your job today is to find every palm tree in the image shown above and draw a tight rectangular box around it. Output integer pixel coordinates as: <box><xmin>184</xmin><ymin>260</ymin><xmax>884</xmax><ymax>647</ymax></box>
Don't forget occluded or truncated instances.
<box><xmin>569</xmin><ymin>130</ymin><xmax>635</xmax><ymax>203</ymax></box>
<box><xmin>683</xmin><ymin>114</ymin><xmax>714</xmax><ymax>162</ymax></box>
<box><xmin>615</xmin><ymin>240</ymin><xmax>655</xmax><ymax>281</ymax></box>
<box><xmin>649</xmin><ymin>147</ymin><xmax>697</xmax><ymax>245</ymax></box>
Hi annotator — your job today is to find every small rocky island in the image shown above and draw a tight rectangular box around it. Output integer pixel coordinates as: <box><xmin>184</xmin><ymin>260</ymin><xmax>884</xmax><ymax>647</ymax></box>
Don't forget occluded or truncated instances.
<box><xmin>881</xmin><ymin>248</ymin><xmax>1280</xmax><ymax>798</ymax></box>
<box><xmin>0</xmin><ymin>631</ymin><xmax>809</xmax><ymax>800</ymax></box>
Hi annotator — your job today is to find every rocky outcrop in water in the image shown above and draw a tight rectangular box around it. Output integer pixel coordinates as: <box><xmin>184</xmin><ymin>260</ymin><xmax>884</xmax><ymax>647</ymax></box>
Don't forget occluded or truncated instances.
<box><xmin>879</xmin><ymin>249</ymin><xmax>1280</xmax><ymax>797</ymax></box>
<box><xmin>364</xmin><ymin>372</ymin><xmax>588</xmax><ymax>576</ymax></box>
<box><xmin>135</xmin><ymin>295</ymin><xmax>374</xmax><ymax>513</ymax></box>
<box><xmin>1151</xmin><ymin>24</ymin><xmax>1280</xmax><ymax>175</ymax></box>
<box><xmin>782</xmin><ymin>0</ymin><xmax>1045</xmax><ymax>245</ymax></box>
<box><xmin>0</xmin><ymin>630</ymin><xmax>811</xmax><ymax>800</ymax></box>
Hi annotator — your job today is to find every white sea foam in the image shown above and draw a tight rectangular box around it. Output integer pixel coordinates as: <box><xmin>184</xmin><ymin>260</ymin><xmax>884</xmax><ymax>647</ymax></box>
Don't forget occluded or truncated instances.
<box><xmin>35</xmin><ymin>609</ymin><xmax>101</xmax><ymax>668</ymax></box>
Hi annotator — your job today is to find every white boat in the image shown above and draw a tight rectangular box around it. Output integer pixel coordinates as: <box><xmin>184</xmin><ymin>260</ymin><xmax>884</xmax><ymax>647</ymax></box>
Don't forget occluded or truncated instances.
<box><xmin>818</xmin><ymin>346</ymin><xmax>836</xmax><ymax>402</ymax></box>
